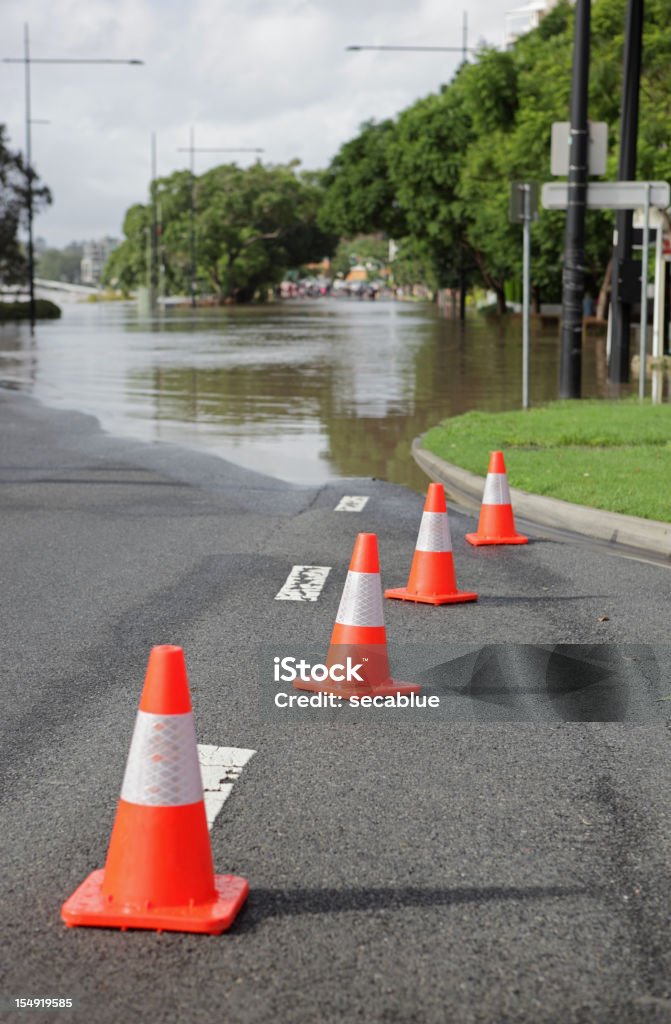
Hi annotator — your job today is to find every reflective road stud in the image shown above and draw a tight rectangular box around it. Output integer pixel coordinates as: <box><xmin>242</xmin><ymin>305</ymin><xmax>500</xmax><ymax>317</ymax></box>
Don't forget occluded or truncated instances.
<box><xmin>61</xmin><ymin>645</ymin><xmax>248</xmax><ymax>934</ymax></box>
<box><xmin>294</xmin><ymin>533</ymin><xmax>420</xmax><ymax>700</ymax></box>
<box><xmin>465</xmin><ymin>451</ymin><xmax>529</xmax><ymax>546</ymax></box>
<box><xmin>385</xmin><ymin>483</ymin><xmax>478</xmax><ymax>605</ymax></box>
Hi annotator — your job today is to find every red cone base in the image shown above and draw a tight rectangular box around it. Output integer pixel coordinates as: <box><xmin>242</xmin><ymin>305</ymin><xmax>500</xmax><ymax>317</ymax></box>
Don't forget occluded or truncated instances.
<box><xmin>384</xmin><ymin>585</ymin><xmax>478</xmax><ymax>606</ymax></box>
<box><xmin>465</xmin><ymin>532</ymin><xmax>528</xmax><ymax>546</ymax></box>
<box><xmin>61</xmin><ymin>870</ymin><xmax>249</xmax><ymax>934</ymax></box>
<box><xmin>465</xmin><ymin>505</ymin><xmax>528</xmax><ymax>546</ymax></box>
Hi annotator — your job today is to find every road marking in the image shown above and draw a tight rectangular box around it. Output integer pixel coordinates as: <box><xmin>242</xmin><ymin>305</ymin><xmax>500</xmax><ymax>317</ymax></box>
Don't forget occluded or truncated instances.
<box><xmin>275</xmin><ymin>565</ymin><xmax>331</xmax><ymax>601</ymax></box>
<box><xmin>197</xmin><ymin>744</ymin><xmax>256</xmax><ymax>830</ymax></box>
<box><xmin>334</xmin><ymin>495</ymin><xmax>369</xmax><ymax>512</ymax></box>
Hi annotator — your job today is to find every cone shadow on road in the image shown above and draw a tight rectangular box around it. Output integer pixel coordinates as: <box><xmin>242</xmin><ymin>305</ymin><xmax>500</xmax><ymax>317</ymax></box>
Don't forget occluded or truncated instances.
<box><xmin>415</xmin><ymin>644</ymin><xmax>659</xmax><ymax>721</ymax></box>
<box><xmin>234</xmin><ymin>884</ymin><xmax>599</xmax><ymax>927</ymax></box>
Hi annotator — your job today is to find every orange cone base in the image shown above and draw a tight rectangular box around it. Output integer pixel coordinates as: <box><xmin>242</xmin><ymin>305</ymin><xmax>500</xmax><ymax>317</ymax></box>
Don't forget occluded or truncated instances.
<box><xmin>384</xmin><ymin>586</ymin><xmax>478</xmax><ymax>605</ymax></box>
<box><xmin>465</xmin><ymin>532</ymin><xmax>528</xmax><ymax>546</ymax></box>
<box><xmin>294</xmin><ymin>678</ymin><xmax>420</xmax><ymax>700</ymax></box>
<box><xmin>61</xmin><ymin>869</ymin><xmax>249</xmax><ymax>934</ymax></box>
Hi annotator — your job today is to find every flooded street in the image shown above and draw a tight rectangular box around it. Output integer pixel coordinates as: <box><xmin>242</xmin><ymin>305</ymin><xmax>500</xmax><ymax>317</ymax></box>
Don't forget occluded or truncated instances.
<box><xmin>0</xmin><ymin>298</ymin><xmax>615</xmax><ymax>489</ymax></box>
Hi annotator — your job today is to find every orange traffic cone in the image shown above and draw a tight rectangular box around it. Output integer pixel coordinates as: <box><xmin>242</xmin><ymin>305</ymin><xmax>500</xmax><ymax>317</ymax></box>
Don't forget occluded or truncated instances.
<box><xmin>61</xmin><ymin>645</ymin><xmax>248</xmax><ymax>934</ymax></box>
<box><xmin>294</xmin><ymin>533</ymin><xmax>420</xmax><ymax>700</ymax></box>
<box><xmin>465</xmin><ymin>451</ymin><xmax>528</xmax><ymax>546</ymax></box>
<box><xmin>385</xmin><ymin>483</ymin><xmax>478</xmax><ymax>605</ymax></box>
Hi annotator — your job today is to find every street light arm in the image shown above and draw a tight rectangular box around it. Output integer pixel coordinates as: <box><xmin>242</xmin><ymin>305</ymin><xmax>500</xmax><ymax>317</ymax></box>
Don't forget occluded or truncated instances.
<box><xmin>3</xmin><ymin>57</ymin><xmax>144</xmax><ymax>64</ymax></box>
<box><xmin>346</xmin><ymin>44</ymin><xmax>474</xmax><ymax>52</ymax></box>
<box><xmin>177</xmin><ymin>147</ymin><xmax>264</xmax><ymax>154</ymax></box>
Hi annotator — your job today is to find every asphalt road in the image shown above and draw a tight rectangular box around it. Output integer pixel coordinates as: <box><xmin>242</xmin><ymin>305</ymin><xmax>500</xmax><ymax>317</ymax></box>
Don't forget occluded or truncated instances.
<box><xmin>2</xmin><ymin>390</ymin><xmax>671</xmax><ymax>1024</ymax></box>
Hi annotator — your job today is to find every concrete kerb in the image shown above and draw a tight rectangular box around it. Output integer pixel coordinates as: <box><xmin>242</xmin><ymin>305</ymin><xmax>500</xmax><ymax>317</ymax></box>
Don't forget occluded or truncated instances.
<box><xmin>412</xmin><ymin>436</ymin><xmax>671</xmax><ymax>563</ymax></box>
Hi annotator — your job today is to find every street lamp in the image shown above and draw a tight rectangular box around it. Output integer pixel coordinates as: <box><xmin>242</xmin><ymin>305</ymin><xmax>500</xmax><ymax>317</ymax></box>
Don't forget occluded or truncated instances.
<box><xmin>346</xmin><ymin>14</ymin><xmax>474</xmax><ymax>319</ymax></box>
<box><xmin>177</xmin><ymin>127</ymin><xmax>264</xmax><ymax>308</ymax></box>
<box><xmin>2</xmin><ymin>23</ymin><xmax>144</xmax><ymax>332</ymax></box>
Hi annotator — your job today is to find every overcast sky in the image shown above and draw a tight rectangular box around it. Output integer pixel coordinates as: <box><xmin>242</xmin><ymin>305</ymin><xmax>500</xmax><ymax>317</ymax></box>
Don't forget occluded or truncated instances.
<box><xmin>3</xmin><ymin>0</ymin><xmax>516</xmax><ymax>247</ymax></box>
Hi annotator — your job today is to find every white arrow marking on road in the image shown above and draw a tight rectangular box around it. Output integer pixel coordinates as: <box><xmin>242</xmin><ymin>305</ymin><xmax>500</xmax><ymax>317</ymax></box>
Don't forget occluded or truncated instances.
<box><xmin>275</xmin><ymin>565</ymin><xmax>331</xmax><ymax>601</ymax></box>
<box><xmin>197</xmin><ymin>744</ymin><xmax>256</xmax><ymax>830</ymax></box>
<box><xmin>334</xmin><ymin>495</ymin><xmax>369</xmax><ymax>512</ymax></box>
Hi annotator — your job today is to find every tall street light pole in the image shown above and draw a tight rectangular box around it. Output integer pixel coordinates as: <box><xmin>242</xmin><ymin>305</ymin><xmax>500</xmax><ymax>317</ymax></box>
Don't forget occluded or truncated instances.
<box><xmin>608</xmin><ymin>0</ymin><xmax>644</xmax><ymax>384</ymax></box>
<box><xmin>347</xmin><ymin>17</ymin><xmax>474</xmax><ymax>318</ymax></box>
<box><xmin>559</xmin><ymin>0</ymin><xmax>591</xmax><ymax>399</ymax></box>
<box><xmin>3</xmin><ymin>23</ymin><xmax>143</xmax><ymax>333</ymax></box>
<box><xmin>149</xmin><ymin>132</ymin><xmax>160</xmax><ymax>309</ymax></box>
<box><xmin>177</xmin><ymin>128</ymin><xmax>264</xmax><ymax>308</ymax></box>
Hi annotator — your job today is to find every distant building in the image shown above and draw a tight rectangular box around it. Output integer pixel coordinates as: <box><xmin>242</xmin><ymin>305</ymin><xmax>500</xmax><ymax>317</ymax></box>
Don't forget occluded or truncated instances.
<box><xmin>504</xmin><ymin>0</ymin><xmax>563</xmax><ymax>46</ymax></box>
<box><xmin>80</xmin><ymin>237</ymin><xmax>119</xmax><ymax>285</ymax></box>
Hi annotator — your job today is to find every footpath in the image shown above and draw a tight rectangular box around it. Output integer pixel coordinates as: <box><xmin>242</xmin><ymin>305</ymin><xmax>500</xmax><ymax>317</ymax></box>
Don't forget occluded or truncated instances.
<box><xmin>2</xmin><ymin>390</ymin><xmax>671</xmax><ymax>1024</ymax></box>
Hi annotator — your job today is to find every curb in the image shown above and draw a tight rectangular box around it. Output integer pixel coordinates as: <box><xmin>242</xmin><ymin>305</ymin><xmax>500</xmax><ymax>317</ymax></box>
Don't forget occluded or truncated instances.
<box><xmin>411</xmin><ymin>437</ymin><xmax>671</xmax><ymax>562</ymax></box>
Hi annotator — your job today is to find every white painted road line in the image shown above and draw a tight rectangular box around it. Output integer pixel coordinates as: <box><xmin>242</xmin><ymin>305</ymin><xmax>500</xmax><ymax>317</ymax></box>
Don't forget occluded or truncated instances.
<box><xmin>334</xmin><ymin>495</ymin><xmax>370</xmax><ymax>512</ymax></box>
<box><xmin>275</xmin><ymin>564</ymin><xmax>331</xmax><ymax>601</ymax></box>
<box><xmin>197</xmin><ymin>744</ymin><xmax>257</xmax><ymax>830</ymax></box>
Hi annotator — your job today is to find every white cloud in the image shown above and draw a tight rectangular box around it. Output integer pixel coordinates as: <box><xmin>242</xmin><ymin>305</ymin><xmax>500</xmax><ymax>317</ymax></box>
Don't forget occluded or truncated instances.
<box><xmin>2</xmin><ymin>0</ymin><xmax>509</xmax><ymax>246</ymax></box>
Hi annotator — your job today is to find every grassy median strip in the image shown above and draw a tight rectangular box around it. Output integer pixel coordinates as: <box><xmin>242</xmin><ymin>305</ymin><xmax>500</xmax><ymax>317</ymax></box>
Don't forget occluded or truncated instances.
<box><xmin>422</xmin><ymin>399</ymin><xmax>671</xmax><ymax>523</ymax></box>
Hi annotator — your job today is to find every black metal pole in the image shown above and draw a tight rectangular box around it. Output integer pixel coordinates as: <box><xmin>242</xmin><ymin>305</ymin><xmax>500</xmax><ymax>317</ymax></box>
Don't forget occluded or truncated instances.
<box><xmin>150</xmin><ymin>132</ymin><xmax>158</xmax><ymax>306</ymax></box>
<box><xmin>188</xmin><ymin>127</ymin><xmax>196</xmax><ymax>308</ymax></box>
<box><xmin>24</xmin><ymin>24</ymin><xmax>35</xmax><ymax>334</ymax></box>
<box><xmin>608</xmin><ymin>0</ymin><xmax>643</xmax><ymax>384</ymax></box>
<box><xmin>459</xmin><ymin>253</ymin><xmax>466</xmax><ymax>321</ymax></box>
<box><xmin>559</xmin><ymin>0</ymin><xmax>591</xmax><ymax>399</ymax></box>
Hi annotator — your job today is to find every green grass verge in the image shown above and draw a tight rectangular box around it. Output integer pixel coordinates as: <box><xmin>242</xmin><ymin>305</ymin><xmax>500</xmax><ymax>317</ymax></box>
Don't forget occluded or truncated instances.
<box><xmin>422</xmin><ymin>399</ymin><xmax>671</xmax><ymax>523</ymax></box>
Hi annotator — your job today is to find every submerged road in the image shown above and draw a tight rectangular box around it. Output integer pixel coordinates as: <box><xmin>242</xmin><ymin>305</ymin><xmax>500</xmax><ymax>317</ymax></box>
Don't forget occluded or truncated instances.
<box><xmin>1</xmin><ymin>390</ymin><xmax>671</xmax><ymax>1023</ymax></box>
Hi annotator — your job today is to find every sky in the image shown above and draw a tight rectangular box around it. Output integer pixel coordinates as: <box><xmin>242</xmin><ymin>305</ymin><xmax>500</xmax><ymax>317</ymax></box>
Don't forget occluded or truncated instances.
<box><xmin>3</xmin><ymin>0</ymin><xmax>519</xmax><ymax>248</ymax></box>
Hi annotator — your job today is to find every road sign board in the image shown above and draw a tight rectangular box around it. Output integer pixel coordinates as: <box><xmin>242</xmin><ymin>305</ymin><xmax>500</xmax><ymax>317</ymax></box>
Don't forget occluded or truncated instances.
<box><xmin>509</xmin><ymin>181</ymin><xmax>539</xmax><ymax>224</ymax></box>
<box><xmin>550</xmin><ymin>121</ymin><xmax>608</xmax><ymax>176</ymax></box>
<box><xmin>541</xmin><ymin>180</ymin><xmax>670</xmax><ymax>211</ymax></box>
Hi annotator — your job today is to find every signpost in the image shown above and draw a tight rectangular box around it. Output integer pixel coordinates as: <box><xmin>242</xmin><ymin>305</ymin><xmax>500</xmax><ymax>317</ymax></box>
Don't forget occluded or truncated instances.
<box><xmin>542</xmin><ymin>180</ymin><xmax>671</xmax><ymax>399</ymax></box>
<box><xmin>638</xmin><ymin>183</ymin><xmax>651</xmax><ymax>399</ymax></box>
<box><xmin>550</xmin><ymin>121</ymin><xmax>607</xmax><ymax>177</ymax></box>
<box><xmin>510</xmin><ymin>182</ymin><xmax>539</xmax><ymax>409</ymax></box>
<box><xmin>633</xmin><ymin>205</ymin><xmax>671</xmax><ymax>403</ymax></box>
<box><xmin>541</xmin><ymin>180</ymin><xmax>670</xmax><ymax>210</ymax></box>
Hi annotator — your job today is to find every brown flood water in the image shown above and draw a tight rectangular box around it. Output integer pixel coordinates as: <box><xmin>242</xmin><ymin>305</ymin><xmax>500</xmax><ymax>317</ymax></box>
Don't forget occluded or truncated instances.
<box><xmin>0</xmin><ymin>298</ymin><xmax>629</xmax><ymax>490</ymax></box>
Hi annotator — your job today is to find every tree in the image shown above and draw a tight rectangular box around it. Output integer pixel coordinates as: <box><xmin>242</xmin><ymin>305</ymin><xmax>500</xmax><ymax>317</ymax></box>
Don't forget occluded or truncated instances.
<box><xmin>104</xmin><ymin>162</ymin><xmax>335</xmax><ymax>302</ymax></box>
<box><xmin>0</xmin><ymin>124</ymin><xmax>51</xmax><ymax>286</ymax></box>
<box><xmin>386</xmin><ymin>84</ymin><xmax>474</xmax><ymax>293</ymax></box>
<box><xmin>103</xmin><ymin>203</ymin><xmax>151</xmax><ymax>294</ymax></box>
<box><xmin>36</xmin><ymin>242</ymin><xmax>83</xmax><ymax>283</ymax></box>
<box><xmin>319</xmin><ymin>120</ymin><xmax>405</xmax><ymax>239</ymax></box>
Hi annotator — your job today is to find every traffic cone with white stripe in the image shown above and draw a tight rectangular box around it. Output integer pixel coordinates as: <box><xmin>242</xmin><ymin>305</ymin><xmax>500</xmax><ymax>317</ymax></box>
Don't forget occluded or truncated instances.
<box><xmin>385</xmin><ymin>483</ymin><xmax>478</xmax><ymax>605</ymax></box>
<box><xmin>61</xmin><ymin>645</ymin><xmax>248</xmax><ymax>934</ymax></box>
<box><xmin>465</xmin><ymin>451</ymin><xmax>528</xmax><ymax>546</ymax></box>
<box><xmin>294</xmin><ymin>533</ymin><xmax>420</xmax><ymax>699</ymax></box>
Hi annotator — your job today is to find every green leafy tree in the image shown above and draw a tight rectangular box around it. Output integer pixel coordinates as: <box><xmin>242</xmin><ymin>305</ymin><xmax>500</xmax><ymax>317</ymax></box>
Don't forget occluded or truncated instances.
<box><xmin>386</xmin><ymin>84</ymin><xmax>474</xmax><ymax>292</ymax></box>
<box><xmin>36</xmin><ymin>242</ymin><xmax>83</xmax><ymax>283</ymax></box>
<box><xmin>104</xmin><ymin>162</ymin><xmax>334</xmax><ymax>302</ymax></box>
<box><xmin>319</xmin><ymin>120</ymin><xmax>405</xmax><ymax>238</ymax></box>
<box><xmin>103</xmin><ymin>203</ymin><xmax>151</xmax><ymax>294</ymax></box>
<box><xmin>0</xmin><ymin>124</ymin><xmax>51</xmax><ymax>286</ymax></box>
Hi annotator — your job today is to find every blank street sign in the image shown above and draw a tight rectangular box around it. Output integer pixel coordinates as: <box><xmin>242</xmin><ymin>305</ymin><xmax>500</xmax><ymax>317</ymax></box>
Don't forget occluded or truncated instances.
<box><xmin>550</xmin><ymin>121</ymin><xmax>608</xmax><ymax>176</ymax></box>
<box><xmin>541</xmin><ymin>180</ymin><xmax>670</xmax><ymax>211</ymax></box>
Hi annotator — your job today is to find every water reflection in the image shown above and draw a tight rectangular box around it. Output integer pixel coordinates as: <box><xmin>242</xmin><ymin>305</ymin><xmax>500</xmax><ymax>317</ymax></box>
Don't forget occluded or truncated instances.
<box><xmin>0</xmin><ymin>300</ymin><xmax>637</xmax><ymax>488</ymax></box>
